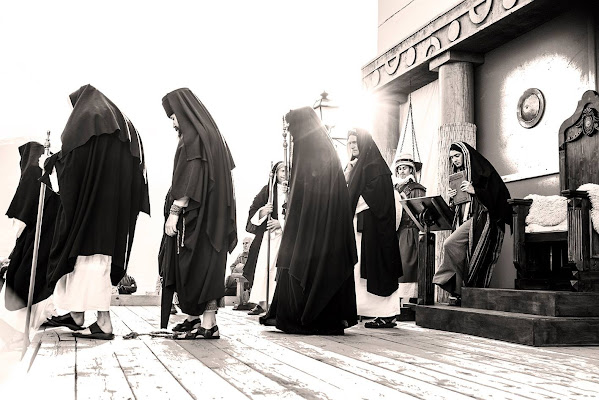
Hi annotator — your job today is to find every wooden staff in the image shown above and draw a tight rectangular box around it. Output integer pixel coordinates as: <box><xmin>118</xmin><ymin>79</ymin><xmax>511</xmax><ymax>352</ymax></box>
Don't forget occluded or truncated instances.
<box><xmin>265</xmin><ymin>162</ymin><xmax>274</xmax><ymax>311</ymax></box>
<box><xmin>23</xmin><ymin>131</ymin><xmax>51</xmax><ymax>355</ymax></box>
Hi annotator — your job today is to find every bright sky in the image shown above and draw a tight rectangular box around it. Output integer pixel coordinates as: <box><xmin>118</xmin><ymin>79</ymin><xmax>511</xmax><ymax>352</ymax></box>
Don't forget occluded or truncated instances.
<box><xmin>0</xmin><ymin>1</ymin><xmax>377</xmax><ymax>293</ymax></box>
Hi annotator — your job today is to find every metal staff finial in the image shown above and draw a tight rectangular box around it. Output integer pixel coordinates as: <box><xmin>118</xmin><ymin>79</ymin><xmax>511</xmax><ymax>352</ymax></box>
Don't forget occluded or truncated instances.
<box><xmin>44</xmin><ymin>130</ymin><xmax>51</xmax><ymax>153</ymax></box>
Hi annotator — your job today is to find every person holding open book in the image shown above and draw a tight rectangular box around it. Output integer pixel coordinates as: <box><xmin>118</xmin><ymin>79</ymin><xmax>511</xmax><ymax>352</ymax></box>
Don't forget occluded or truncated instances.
<box><xmin>432</xmin><ymin>142</ymin><xmax>512</xmax><ymax>306</ymax></box>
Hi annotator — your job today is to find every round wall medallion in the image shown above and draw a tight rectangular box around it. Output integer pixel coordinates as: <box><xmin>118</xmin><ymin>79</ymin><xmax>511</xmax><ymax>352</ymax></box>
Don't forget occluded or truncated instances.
<box><xmin>517</xmin><ymin>88</ymin><xmax>545</xmax><ymax>128</ymax></box>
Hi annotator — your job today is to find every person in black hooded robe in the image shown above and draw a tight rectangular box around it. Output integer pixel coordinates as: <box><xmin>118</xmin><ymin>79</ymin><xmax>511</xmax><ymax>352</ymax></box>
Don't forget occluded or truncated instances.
<box><xmin>0</xmin><ymin>142</ymin><xmax>59</xmax><ymax>336</ymax></box>
<box><xmin>43</xmin><ymin>84</ymin><xmax>150</xmax><ymax>339</ymax></box>
<box><xmin>259</xmin><ymin>106</ymin><xmax>358</xmax><ymax>335</ymax></box>
<box><xmin>432</xmin><ymin>141</ymin><xmax>512</xmax><ymax>305</ymax></box>
<box><xmin>345</xmin><ymin>128</ymin><xmax>402</xmax><ymax>328</ymax></box>
<box><xmin>160</xmin><ymin>88</ymin><xmax>237</xmax><ymax>339</ymax></box>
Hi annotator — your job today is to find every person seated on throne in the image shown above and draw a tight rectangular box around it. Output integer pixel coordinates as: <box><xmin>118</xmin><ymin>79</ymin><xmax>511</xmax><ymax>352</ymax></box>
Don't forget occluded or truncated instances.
<box><xmin>432</xmin><ymin>142</ymin><xmax>512</xmax><ymax>305</ymax></box>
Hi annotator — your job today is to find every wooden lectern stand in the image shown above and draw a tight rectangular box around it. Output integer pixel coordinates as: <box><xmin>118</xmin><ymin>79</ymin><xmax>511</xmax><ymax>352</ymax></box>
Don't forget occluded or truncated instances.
<box><xmin>399</xmin><ymin>195</ymin><xmax>454</xmax><ymax>305</ymax></box>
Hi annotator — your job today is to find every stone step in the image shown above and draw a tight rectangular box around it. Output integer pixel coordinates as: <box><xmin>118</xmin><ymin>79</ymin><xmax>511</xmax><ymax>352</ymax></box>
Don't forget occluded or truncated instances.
<box><xmin>416</xmin><ymin>304</ymin><xmax>599</xmax><ymax>346</ymax></box>
<box><xmin>461</xmin><ymin>287</ymin><xmax>599</xmax><ymax>317</ymax></box>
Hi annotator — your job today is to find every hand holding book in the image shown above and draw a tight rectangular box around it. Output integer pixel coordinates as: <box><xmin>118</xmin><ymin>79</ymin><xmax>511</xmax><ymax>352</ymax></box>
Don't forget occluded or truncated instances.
<box><xmin>448</xmin><ymin>171</ymin><xmax>473</xmax><ymax>205</ymax></box>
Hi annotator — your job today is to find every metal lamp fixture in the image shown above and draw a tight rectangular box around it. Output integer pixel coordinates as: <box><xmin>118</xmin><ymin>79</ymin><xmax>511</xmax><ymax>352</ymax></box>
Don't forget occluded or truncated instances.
<box><xmin>313</xmin><ymin>91</ymin><xmax>345</xmax><ymax>145</ymax></box>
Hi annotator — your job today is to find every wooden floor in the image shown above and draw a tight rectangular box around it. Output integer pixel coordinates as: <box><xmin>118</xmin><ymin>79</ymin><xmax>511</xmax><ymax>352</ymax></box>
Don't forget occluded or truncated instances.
<box><xmin>2</xmin><ymin>306</ymin><xmax>599</xmax><ymax>399</ymax></box>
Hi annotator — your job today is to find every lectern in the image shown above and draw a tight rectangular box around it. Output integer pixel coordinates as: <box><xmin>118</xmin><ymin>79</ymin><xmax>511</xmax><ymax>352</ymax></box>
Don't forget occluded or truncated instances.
<box><xmin>399</xmin><ymin>195</ymin><xmax>454</xmax><ymax>305</ymax></box>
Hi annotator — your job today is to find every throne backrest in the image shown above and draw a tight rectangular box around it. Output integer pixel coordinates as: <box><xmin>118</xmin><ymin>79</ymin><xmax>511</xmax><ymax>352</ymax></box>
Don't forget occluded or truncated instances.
<box><xmin>559</xmin><ymin>90</ymin><xmax>599</xmax><ymax>192</ymax></box>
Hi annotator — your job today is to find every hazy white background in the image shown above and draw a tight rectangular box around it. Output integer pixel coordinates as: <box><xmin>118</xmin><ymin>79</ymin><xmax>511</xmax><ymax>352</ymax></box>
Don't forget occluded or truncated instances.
<box><xmin>0</xmin><ymin>1</ymin><xmax>377</xmax><ymax>294</ymax></box>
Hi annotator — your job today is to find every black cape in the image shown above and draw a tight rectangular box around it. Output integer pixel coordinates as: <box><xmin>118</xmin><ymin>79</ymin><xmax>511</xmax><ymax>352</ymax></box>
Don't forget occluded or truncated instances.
<box><xmin>45</xmin><ymin>84</ymin><xmax>150</xmax><ymax>290</ymax></box>
<box><xmin>4</xmin><ymin>142</ymin><xmax>59</xmax><ymax>310</ymax></box>
<box><xmin>260</xmin><ymin>107</ymin><xmax>358</xmax><ymax>334</ymax></box>
<box><xmin>243</xmin><ymin>161</ymin><xmax>282</xmax><ymax>287</ymax></box>
<box><xmin>159</xmin><ymin>88</ymin><xmax>237</xmax><ymax>322</ymax></box>
<box><xmin>346</xmin><ymin>128</ymin><xmax>402</xmax><ymax>297</ymax></box>
<box><xmin>450</xmin><ymin>141</ymin><xmax>512</xmax><ymax>288</ymax></box>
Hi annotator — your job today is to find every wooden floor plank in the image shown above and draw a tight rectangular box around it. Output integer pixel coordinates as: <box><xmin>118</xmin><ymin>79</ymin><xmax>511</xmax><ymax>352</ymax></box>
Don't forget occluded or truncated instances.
<box><xmin>27</xmin><ymin>340</ymin><xmax>76</xmax><ymax>400</ymax></box>
<box><xmin>154</xmin><ymin>307</ymin><xmax>413</xmax><ymax>399</ymax></box>
<box><xmin>219</xmin><ymin>310</ymin><xmax>599</xmax><ymax>400</ymax></box>
<box><xmin>109</xmin><ymin>307</ymin><xmax>195</xmax><ymax>400</ymax></box>
<box><xmin>412</xmin><ymin>324</ymin><xmax>599</xmax><ymax>370</ymax></box>
<box><xmin>323</xmin><ymin>332</ymin><xmax>566</xmax><ymax>400</ymax></box>
<box><xmin>218</xmin><ymin>314</ymin><xmax>524</xmax><ymax>400</ymax></box>
<box><xmin>359</xmin><ymin>325</ymin><xmax>599</xmax><ymax>398</ymax></box>
<box><xmin>397</xmin><ymin>329</ymin><xmax>599</xmax><ymax>391</ymax></box>
<box><xmin>133</xmin><ymin>305</ymin><xmax>350</xmax><ymax>399</ymax></box>
<box><xmin>75</xmin><ymin>340</ymin><xmax>135</xmax><ymax>400</ymax></box>
<box><xmin>395</xmin><ymin>322</ymin><xmax>599</xmax><ymax>368</ymax></box>
<box><xmin>118</xmin><ymin>306</ymin><xmax>248</xmax><ymax>400</ymax></box>
<box><xmin>17</xmin><ymin>305</ymin><xmax>599</xmax><ymax>400</ymax></box>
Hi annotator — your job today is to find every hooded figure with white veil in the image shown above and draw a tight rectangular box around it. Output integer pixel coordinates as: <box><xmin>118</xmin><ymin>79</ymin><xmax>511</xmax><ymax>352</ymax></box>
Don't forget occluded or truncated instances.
<box><xmin>243</xmin><ymin>161</ymin><xmax>287</xmax><ymax>315</ymax></box>
<box><xmin>345</xmin><ymin>128</ymin><xmax>402</xmax><ymax>329</ymax></box>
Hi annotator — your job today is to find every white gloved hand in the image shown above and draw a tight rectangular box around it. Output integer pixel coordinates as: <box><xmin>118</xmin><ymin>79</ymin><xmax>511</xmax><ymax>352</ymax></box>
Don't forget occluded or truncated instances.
<box><xmin>38</xmin><ymin>153</ymin><xmax>49</xmax><ymax>171</ymax></box>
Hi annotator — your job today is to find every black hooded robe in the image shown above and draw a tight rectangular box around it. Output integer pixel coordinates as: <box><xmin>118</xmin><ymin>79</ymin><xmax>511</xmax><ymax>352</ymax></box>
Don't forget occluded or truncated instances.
<box><xmin>159</xmin><ymin>88</ymin><xmax>237</xmax><ymax>324</ymax></box>
<box><xmin>346</xmin><ymin>129</ymin><xmax>402</xmax><ymax>299</ymax></box>
<box><xmin>45</xmin><ymin>85</ymin><xmax>150</xmax><ymax>299</ymax></box>
<box><xmin>4</xmin><ymin>142</ymin><xmax>59</xmax><ymax>311</ymax></box>
<box><xmin>260</xmin><ymin>107</ymin><xmax>358</xmax><ymax>335</ymax></box>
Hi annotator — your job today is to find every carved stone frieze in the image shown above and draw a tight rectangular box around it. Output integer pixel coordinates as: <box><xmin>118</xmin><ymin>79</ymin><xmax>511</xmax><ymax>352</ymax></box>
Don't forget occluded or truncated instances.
<box><xmin>469</xmin><ymin>0</ymin><xmax>493</xmax><ymax>24</ymax></box>
<box><xmin>362</xmin><ymin>0</ymin><xmax>536</xmax><ymax>92</ymax></box>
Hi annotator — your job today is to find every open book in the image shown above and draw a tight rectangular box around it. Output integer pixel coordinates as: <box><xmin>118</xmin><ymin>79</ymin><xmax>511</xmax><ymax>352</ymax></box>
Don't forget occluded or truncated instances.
<box><xmin>449</xmin><ymin>171</ymin><xmax>471</xmax><ymax>205</ymax></box>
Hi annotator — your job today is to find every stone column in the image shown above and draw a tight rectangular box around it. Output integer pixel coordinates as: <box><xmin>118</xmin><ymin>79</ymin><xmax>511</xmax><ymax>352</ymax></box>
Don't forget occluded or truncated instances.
<box><xmin>430</xmin><ymin>51</ymin><xmax>483</xmax><ymax>302</ymax></box>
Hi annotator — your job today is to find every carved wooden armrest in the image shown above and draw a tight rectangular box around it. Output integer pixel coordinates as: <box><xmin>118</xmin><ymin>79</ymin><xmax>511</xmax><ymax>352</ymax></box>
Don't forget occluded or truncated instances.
<box><xmin>561</xmin><ymin>190</ymin><xmax>592</xmax><ymax>271</ymax></box>
<box><xmin>561</xmin><ymin>190</ymin><xmax>590</xmax><ymax>200</ymax></box>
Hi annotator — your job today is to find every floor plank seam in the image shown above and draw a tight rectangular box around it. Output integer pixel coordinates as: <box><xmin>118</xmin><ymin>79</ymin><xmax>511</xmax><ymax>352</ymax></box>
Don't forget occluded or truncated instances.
<box><xmin>356</xmin><ymin>331</ymin><xmax>598</xmax><ymax>397</ymax></box>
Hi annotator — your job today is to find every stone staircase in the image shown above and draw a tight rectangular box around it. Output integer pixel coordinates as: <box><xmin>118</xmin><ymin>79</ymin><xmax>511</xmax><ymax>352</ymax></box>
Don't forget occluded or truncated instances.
<box><xmin>415</xmin><ymin>288</ymin><xmax>599</xmax><ymax>346</ymax></box>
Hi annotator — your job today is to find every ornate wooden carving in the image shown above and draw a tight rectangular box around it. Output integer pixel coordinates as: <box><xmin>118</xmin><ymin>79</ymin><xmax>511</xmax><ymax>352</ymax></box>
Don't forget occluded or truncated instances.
<box><xmin>559</xmin><ymin>90</ymin><xmax>599</xmax><ymax>192</ymax></box>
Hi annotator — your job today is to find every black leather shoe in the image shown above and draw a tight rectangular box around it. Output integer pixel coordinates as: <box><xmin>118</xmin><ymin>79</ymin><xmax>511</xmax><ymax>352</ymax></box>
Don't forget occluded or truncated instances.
<box><xmin>248</xmin><ymin>305</ymin><xmax>265</xmax><ymax>315</ymax></box>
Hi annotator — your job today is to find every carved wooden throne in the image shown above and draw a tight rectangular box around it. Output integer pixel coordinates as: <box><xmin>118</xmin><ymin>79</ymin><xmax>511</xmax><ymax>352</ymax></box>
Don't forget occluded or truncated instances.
<box><xmin>510</xmin><ymin>90</ymin><xmax>599</xmax><ymax>292</ymax></box>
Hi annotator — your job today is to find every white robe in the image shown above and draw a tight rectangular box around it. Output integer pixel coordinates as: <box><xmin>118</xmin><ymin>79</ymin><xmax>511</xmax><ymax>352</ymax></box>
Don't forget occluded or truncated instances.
<box><xmin>53</xmin><ymin>254</ymin><xmax>113</xmax><ymax>312</ymax></box>
<box><xmin>353</xmin><ymin>196</ymin><xmax>401</xmax><ymax>318</ymax></box>
<box><xmin>248</xmin><ymin>186</ymin><xmax>285</xmax><ymax>306</ymax></box>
